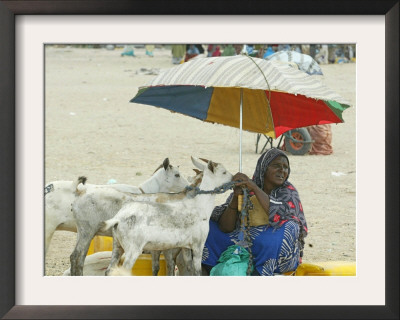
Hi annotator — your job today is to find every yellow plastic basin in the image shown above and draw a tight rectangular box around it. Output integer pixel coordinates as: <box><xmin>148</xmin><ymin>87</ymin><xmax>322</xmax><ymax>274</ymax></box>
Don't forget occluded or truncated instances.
<box><xmin>87</xmin><ymin>235</ymin><xmax>167</xmax><ymax>276</ymax></box>
<box><xmin>294</xmin><ymin>261</ymin><xmax>356</xmax><ymax>276</ymax></box>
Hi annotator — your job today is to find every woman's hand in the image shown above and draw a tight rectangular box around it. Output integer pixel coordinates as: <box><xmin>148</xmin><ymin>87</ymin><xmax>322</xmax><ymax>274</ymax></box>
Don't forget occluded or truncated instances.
<box><xmin>232</xmin><ymin>172</ymin><xmax>258</xmax><ymax>193</ymax></box>
<box><xmin>232</xmin><ymin>172</ymin><xmax>271</xmax><ymax>220</ymax></box>
<box><xmin>220</xmin><ymin>172</ymin><xmax>257</xmax><ymax>233</ymax></box>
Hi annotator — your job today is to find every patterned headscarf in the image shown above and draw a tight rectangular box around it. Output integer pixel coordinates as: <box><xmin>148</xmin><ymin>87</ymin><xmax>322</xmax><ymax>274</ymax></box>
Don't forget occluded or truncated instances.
<box><xmin>252</xmin><ymin>148</ymin><xmax>290</xmax><ymax>190</ymax></box>
<box><xmin>211</xmin><ymin>148</ymin><xmax>291</xmax><ymax>222</ymax></box>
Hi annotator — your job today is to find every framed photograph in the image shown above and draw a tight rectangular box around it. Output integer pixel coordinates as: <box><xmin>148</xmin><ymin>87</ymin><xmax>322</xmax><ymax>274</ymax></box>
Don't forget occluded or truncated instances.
<box><xmin>1</xmin><ymin>1</ymin><xmax>398</xmax><ymax>319</ymax></box>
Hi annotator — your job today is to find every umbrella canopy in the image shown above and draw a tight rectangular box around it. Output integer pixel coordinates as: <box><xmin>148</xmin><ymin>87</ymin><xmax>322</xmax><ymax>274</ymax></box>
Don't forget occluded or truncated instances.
<box><xmin>265</xmin><ymin>50</ymin><xmax>324</xmax><ymax>76</ymax></box>
<box><xmin>131</xmin><ymin>55</ymin><xmax>350</xmax><ymax>139</ymax></box>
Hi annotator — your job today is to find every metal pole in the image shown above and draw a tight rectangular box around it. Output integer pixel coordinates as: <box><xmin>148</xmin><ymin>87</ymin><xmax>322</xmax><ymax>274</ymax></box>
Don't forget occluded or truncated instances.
<box><xmin>239</xmin><ymin>88</ymin><xmax>243</xmax><ymax>172</ymax></box>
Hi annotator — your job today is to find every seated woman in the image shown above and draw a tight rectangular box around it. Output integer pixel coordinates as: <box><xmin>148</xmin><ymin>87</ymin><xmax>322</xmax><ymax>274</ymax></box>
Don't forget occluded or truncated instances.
<box><xmin>202</xmin><ymin>148</ymin><xmax>308</xmax><ymax>276</ymax></box>
<box><xmin>184</xmin><ymin>45</ymin><xmax>200</xmax><ymax>62</ymax></box>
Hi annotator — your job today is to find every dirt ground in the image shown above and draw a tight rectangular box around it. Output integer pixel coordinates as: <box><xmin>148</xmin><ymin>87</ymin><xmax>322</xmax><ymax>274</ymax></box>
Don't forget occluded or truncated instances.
<box><xmin>45</xmin><ymin>45</ymin><xmax>356</xmax><ymax>276</ymax></box>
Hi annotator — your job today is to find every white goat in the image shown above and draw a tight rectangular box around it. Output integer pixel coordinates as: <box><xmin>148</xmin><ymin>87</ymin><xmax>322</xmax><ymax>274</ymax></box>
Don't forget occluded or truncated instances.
<box><xmin>69</xmin><ymin>158</ymin><xmax>189</xmax><ymax>276</ymax></box>
<box><xmin>101</xmin><ymin>157</ymin><xmax>233</xmax><ymax>276</ymax></box>
<box><xmin>45</xmin><ymin>179</ymin><xmax>148</xmax><ymax>254</ymax></box>
<box><xmin>45</xmin><ymin>158</ymin><xmax>185</xmax><ymax>254</ymax></box>
<box><xmin>151</xmin><ymin>168</ymin><xmax>203</xmax><ymax>276</ymax></box>
<box><xmin>45</xmin><ymin>180</ymin><xmax>79</xmax><ymax>254</ymax></box>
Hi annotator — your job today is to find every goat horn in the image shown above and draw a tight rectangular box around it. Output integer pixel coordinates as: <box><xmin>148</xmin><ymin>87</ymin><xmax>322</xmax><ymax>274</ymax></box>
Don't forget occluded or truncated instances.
<box><xmin>192</xmin><ymin>168</ymin><xmax>202</xmax><ymax>175</ymax></box>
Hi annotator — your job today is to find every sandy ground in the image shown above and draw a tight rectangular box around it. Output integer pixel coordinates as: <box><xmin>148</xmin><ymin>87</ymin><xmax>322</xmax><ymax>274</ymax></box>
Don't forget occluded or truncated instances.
<box><xmin>45</xmin><ymin>46</ymin><xmax>356</xmax><ymax>276</ymax></box>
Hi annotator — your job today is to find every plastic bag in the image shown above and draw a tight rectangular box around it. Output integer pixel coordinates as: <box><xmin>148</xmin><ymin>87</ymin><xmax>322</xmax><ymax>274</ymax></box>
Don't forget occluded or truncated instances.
<box><xmin>248</xmin><ymin>195</ymin><xmax>269</xmax><ymax>227</ymax></box>
<box><xmin>210</xmin><ymin>245</ymin><xmax>252</xmax><ymax>276</ymax></box>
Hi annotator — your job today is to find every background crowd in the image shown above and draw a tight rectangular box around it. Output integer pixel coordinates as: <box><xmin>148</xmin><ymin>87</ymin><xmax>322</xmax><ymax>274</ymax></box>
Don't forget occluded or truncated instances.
<box><xmin>82</xmin><ymin>43</ymin><xmax>356</xmax><ymax>65</ymax></box>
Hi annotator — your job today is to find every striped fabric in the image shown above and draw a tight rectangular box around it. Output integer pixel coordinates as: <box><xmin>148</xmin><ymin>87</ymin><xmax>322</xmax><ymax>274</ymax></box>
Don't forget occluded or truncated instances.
<box><xmin>142</xmin><ymin>55</ymin><xmax>348</xmax><ymax>105</ymax></box>
<box><xmin>265</xmin><ymin>51</ymin><xmax>324</xmax><ymax>76</ymax></box>
<box><xmin>132</xmin><ymin>55</ymin><xmax>351</xmax><ymax>138</ymax></box>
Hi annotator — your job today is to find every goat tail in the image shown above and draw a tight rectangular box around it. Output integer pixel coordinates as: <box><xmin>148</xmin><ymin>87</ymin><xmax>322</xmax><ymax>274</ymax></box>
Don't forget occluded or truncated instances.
<box><xmin>99</xmin><ymin>218</ymin><xmax>119</xmax><ymax>232</ymax></box>
<box><xmin>72</xmin><ymin>176</ymin><xmax>87</xmax><ymax>195</ymax></box>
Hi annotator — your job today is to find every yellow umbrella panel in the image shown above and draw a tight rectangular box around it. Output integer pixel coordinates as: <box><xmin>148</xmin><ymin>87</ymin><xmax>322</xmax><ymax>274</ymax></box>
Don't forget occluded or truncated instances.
<box><xmin>206</xmin><ymin>87</ymin><xmax>275</xmax><ymax>138</ymax></box>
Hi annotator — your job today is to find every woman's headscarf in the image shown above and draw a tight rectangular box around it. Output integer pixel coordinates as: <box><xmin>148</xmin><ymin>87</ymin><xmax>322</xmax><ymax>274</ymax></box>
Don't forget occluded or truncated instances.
<box><xmin>252</xmin><ymin>148</ymin><xmax>290</xmax><ymax>190</ymax></box>
<box><xmin>211</xmin><ymin>148</ymin><xmax>291</xmax><ymax>222</ymax></box>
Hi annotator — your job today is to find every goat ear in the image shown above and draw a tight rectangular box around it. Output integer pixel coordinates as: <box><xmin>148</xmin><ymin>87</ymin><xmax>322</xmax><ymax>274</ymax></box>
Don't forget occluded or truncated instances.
<box><xmin>207</xmin><ymin>161</ymin><xmax>216</xmax><ymax>173</ymax></box>
<box><xmin>199</xmin><ymin>157</ymin><xmax>209</xmax><ymax>163</ymax></box>
<box><xmin>163</xmin><ymin>158</ymin><xmax>170</xmax><ymax>171</ymax></box>
<box><xmin>191</xmin><ymin>156</ymin><xmax>205</xmax><ymax>171</ymax></box>
<box><xmin>193</xmin><ymin>168</ymin><xmax>202</xmax><ymax>175</ymax></box>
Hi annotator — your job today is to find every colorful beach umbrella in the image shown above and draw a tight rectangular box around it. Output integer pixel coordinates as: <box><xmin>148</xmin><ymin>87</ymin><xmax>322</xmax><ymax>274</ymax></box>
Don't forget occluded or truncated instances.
<box><xmin>265</xmin><ymin>50</ymin><xmax>324</xmax><ymax>75</ymax></box>
<box><xmin>130</xmin><ymin>55</ymin><xmax>350</xmax><ymax>170</ymax></box>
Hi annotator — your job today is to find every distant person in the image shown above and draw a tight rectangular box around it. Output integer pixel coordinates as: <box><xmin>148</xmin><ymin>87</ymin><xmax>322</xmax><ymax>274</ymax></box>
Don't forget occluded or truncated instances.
<box><xmin>278</xmin><ymin>44</ymin><xmax>291</xmax><ymax>52</ymax></box>
<box><xmin>307</xmin><ymin>124</ymin><xmax>333</xmax><ymax>155</ymax></box>
<box><xmin>328</xmin><ymin>45</ymin><xmax>337</xmax><ymax>63</ymax></box>
<box><xmin>195</xmin><ymin>44</ymin><xmax>205</xmax><ymax>54</ymax></box>
<box><xmin>263</xmin><ymin>46</ymin><xmax>275</xmax><ymax>58</ymax></box>
<box><xmin>292</xmin><ymin>45</ymin><xmax>302</xmax><ymax>53</ymax></box>
<box><xmin>254</xmin><ymin>44</ymin><xmax>266</xmax><ymax>58</ymax></box>
<box><xmin>171</xmin><ymin>44</ymin><xmax>186</xmax><ymax>64</ymax></box>
<box><xmin>221</xmin><ymin>44</ymin><xmax>236</xmax><ymax>56</ymax></box>
<box><xmin>309</xmin><ymin>44</ymin><xmax>316</xmax><ymax>58</ymax></box>
<box><xmin>301</xmin><ymin>44</ymin><xmax>310</xmax><ymax>55</ymax></box>
<box><xmin>121</xmin><ymin>45</ymin><xmax>135</xmax><ymax>57</ymax></box>
<box><xmin>185</xmin><ymin>44</ymin><xmax>200</xmax><ymax>62</ymax></box>
<box><xmin>233</xmin><ymin>44</ymin><xmax>243</xmax><ymax>55</ymax></box>
<box><xmin>207</xmin><ymin>44</ymin><xmax>216</xmax><ymax>57</ymax></box>
<box><xmin>244</xmin><ymin>44</ymin><xmax>254</xmax><ymax>55</ymax></box>
<box><xmin>187</xmin><ymin>44</ymin><xmax>200</xmax><ymax>55</ymax></box>
<box><xmin>315</xmin><ymin>45</ymin><xmax>329</xmax><ymax>64</ymax></box>
<box><xmin>145</xmin><ymin>45</ymin><xmax>155</xmax><ymax>57</ymax></box>
<box><xmin>212</xmin><ymin>46</ymin><xmax>221</xmax><ymax>57</ymax></box>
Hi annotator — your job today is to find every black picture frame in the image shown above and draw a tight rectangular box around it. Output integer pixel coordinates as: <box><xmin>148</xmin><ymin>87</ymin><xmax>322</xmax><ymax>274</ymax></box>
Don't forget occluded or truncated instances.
<box><xmin>1</xmin><ymin>1</ymin><xmax>398</xmax><ymax>319</ymax></box>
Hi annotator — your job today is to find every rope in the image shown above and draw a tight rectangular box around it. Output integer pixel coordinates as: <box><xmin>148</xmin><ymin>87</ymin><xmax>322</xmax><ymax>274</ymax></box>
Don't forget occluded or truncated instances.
<box><xmin>186</xmin><ymin>180</ymin><xmax>255</xmax><ymax>275</ymax></box>
<box><xmin>184</xmin><ymin>181</ymin><xmax>238</xmax><ymax>196</ymax></box>
<box><xmin>44</xmin><ymin>183</ymin><xmax>54</xmax><ymax>196</ymax></box>
<box><xmin>238</xmin><ymin>187</ymin><xmax>255</xmax><ymax>276</ymax></box>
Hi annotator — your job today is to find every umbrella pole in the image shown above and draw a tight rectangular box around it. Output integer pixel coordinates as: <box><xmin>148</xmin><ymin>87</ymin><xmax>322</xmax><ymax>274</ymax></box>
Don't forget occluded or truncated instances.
<box><xmin>239</xmin><ymin>88</ymin><xmax>243</xmax><ymax>173</ymax></box>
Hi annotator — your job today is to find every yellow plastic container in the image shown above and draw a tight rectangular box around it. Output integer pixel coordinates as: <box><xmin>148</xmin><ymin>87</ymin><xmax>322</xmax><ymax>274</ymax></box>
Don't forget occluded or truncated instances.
<box><xmin>87</xmin><ymin>238</ymin><xmax>355</xmax><ymax>276</ymax></box>
<box><xmin>295</xmin><ymin>261</ymin><xmax>356</xmax><ymax>276</ymax></box>
<box><xmin>87</xmin><ymin>236</ymin><xmax>167</xmax><ymax>276</ymax></box>
<box><xmin>129</xmin><ymin>253</ymin><xmax>166</xmax><ymax>276</ymax></box>
<box><xmin>87</xmin><ymin>235</ymin><xmax>114</xmax><ymax>254</ymax></box>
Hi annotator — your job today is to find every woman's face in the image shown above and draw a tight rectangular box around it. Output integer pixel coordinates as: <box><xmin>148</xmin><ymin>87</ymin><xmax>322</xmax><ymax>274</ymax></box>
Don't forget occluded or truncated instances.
<box><xmin>263</xmin><ymin>156</ymin><xmax>289</xmax><ymax>191</ymax></box>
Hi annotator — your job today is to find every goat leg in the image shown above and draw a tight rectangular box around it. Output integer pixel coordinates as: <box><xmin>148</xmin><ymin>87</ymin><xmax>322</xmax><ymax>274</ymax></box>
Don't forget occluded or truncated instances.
<box><xmin>151</xmin><ymin>251</ymin><xmax>161</xmax><ymax>276</ymax></box>
<box><xmin>191</xmin><ymin>247</ymin><xmax>203</xmax><ymax>276</ymax></box>
<box><xmin>106</xmin><ymin>237</ymin><xmax>124</xmax><ymax>276</ymax></box>
<box><xmin>163</xmin><ymin>250</ymin><xmax>176</xmax><ymax>276</ymax></box>
<box><xmin>70</xmin><ymin>223</ymin><xmax>97</xmax><ymax>276</ymax></box>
